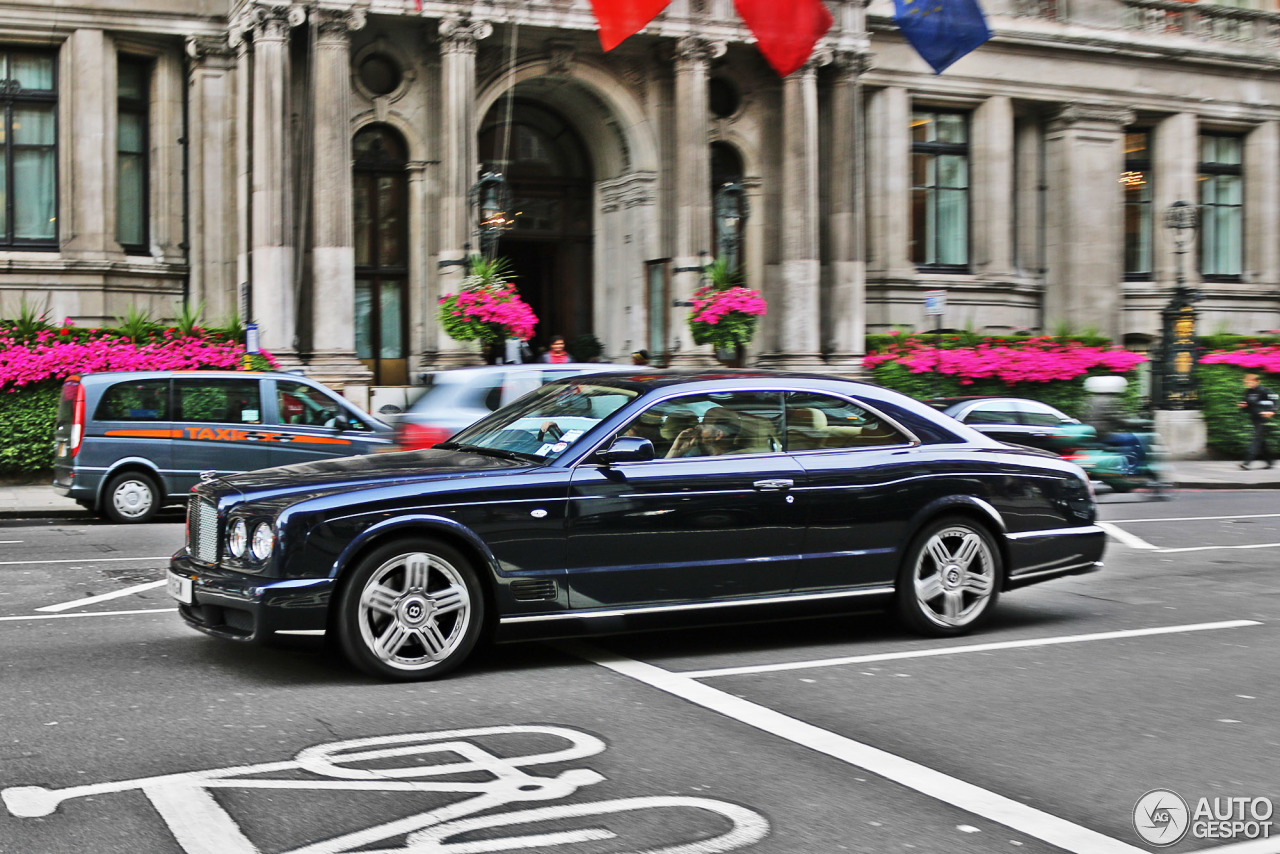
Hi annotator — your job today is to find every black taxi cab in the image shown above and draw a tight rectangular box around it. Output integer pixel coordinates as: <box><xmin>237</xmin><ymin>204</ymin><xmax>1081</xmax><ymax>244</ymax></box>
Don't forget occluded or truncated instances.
<box><xmin>53</xmin><ymin>370</ymin><xmax>393</xmax><ymax>522</ymax></box>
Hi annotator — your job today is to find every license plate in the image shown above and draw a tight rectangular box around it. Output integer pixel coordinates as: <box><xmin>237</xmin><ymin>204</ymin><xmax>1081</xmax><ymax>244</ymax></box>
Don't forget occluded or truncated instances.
<box><xmin>167</xmin><ymin>571</ymin><xmax>193</xmax><ymax>605</ymax></box>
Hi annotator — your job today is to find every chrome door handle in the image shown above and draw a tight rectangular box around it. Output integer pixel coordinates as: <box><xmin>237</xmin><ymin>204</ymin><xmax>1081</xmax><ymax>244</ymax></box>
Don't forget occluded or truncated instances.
<box><xmin>753</xmin><ymin>478</ymin><xmax>794</xmax><ymax>491</ymax></box>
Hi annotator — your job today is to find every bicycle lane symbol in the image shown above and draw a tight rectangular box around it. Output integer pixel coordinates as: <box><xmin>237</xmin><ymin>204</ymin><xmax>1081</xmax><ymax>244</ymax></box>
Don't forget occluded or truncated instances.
<box><xmin>1</xmin><ymin>724</ymin><xmax>768</xmax><ymax>854</ymax></box>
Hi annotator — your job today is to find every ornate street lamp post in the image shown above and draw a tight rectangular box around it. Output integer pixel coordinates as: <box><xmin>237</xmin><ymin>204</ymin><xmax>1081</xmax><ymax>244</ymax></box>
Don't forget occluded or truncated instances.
<box><xmin>713</xmin><ymin>182</ymin><xmax>748</xmax><ymax>274</ymax></box>
<box><xmin>1154</xmin><ymin>200</ymin><xmax>1201</xmax><ymax>410</ymax></box>
<box><xmin>471</xmin><ymin>171</ymin><xmax>514</xmax><ymax>259</ymax></box>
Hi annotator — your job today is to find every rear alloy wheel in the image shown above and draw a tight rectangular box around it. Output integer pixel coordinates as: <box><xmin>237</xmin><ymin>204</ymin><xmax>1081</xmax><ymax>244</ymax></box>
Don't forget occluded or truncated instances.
<box><xmin>102</xmin><ymin>472</ymin><xmax>161</xmax><ymax>524</ymax></box>
<box><xmin>897</xmin><ymin>517</ymin><xmax>1001</xmax><ymax>636</ymax></box>
<box><xmin>337</xmin><ymin>539</ymin><xmax>484</xmax><ymax>681</ymax></box>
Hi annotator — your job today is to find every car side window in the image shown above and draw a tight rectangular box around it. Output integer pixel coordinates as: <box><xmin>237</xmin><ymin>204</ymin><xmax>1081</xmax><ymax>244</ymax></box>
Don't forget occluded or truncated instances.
<box><xmin>277</xmin><ymin>380</ymin><xmax>367</xmax><ymax>430</ymax></box>
<box><xmin>1018</xmin><ymin>401</ymin><xmax>1069</xmax><ymax>427</ymax></box>
<box><xmin>964</xmin><ymin>404</ymin><xmax>1019</xmax><ymax>425</ymax></box>
<box><xmin>785</xmin><ymin>392</ymin><xmax>909</xmax><ymax>450</ymax></box>
<box><xmin>174</xmin><ymin>378</ymin><xmax>262</xmax><ymax>425</ymax></box>
<box><xmin>619</xmin><ymin>391</ymin><xmax>783</xmax><ymax>459</ymax></box>
<box><xmin>95</xmin><ymin>379</ymin><xmax>170</xmax><ymax>421</ymax></box>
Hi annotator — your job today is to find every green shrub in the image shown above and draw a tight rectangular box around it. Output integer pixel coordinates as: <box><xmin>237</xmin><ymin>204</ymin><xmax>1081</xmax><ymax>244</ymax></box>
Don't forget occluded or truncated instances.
<box><xmin>0</xmin><ymin>382</ymin><xmax>59</xmax><ymax>475</ymax></box>
<box><xmin>1196</xmin><ymin>364</ymin><xmax>1276</xmax><ymax>457</ymax></box>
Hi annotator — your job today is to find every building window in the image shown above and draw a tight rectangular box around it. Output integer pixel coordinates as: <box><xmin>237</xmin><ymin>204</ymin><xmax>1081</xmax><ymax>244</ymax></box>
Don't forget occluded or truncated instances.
<box><xmin>1199</xmin><ymin>134</ymin><xmax>1243</xmax><ymax>280</ymax></box>
<box><xmin>353</xmin><ymin>125</ymin><xmax>409</xmax><ymax>386</ymax></box>
<box><xmin>117</xmin><ymin>58</ymin><xmax>150</xmax><ymax>253</ymax></box>
<box><xmin>911</xmin><ymin>110</ymin><xmax>969</xmax><ymax>270</ymax></box>
<box><xmin>1122</xmin><ymin>130</ymin><xmax>1153</xmax><ymax>279</ymax></box>
<box><xmin>0</xmin><ymin>50</ymin><xmax>57</xmax><ymax>247</ymax></box>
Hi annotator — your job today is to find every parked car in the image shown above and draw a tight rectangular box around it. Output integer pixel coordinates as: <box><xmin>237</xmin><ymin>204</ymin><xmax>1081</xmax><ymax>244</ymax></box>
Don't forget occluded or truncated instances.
<box><xmin>169</xmin><ymin>370</ymin><xmax>1105</xmax><ymax>681</ymax></box>
<box><xmin>928</xmin><ymin>396</ymin><xmax>1082</xmax><ymax>453</ymax></box>
<box><xmin>53</xmin><ymin>370</ymin><xmax>393</xmax><ymax>523</ymax></box>
<box><xmin>396</xmin><ymin>363</ymin><xmax>643</xmax><ymax>449</ymax></box>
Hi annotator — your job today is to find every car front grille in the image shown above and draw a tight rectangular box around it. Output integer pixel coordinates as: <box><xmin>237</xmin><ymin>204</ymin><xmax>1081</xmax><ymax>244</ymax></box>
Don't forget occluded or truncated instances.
<box><xmin>188</xmin><ymin>496</ymin><xmax>219</xmax><ymax>563</ymax></box>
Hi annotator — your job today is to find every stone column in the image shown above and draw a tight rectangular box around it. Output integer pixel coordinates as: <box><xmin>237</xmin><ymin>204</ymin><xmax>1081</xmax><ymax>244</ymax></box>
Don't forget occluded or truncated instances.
<box><xmin>669</xmin><ymin>37</ymin><xmax>723</xmax><ymax>365</ymax></box>
<box><xmin>825</xmin><ymin>51</ymin><xmax>868</xmax><ymax>366</ymax></box>
<box><xmin>1044</xmin><ymin>103</ymin><xmax>1134</xmax><ymax>340</ymax></box>
<box><xmin>864</xmin><ymin>87</ymin><xmax>913</xmax><ymax>286</ymax></box>
<box><xmin>308</xmin><ymin>6</ymin><xmax>371</xmax><ymax>386</ymax></box>
<box><xmin>763</xmin><ymin>55</ymin><xmax>828</xmax><ymax>368</ymax></box>
<box><xmin>62</xmin><ymin>29</ymin><xmax>120</xmax><ymax>258</ymax></box>
<box><xmin>247</xmin><ymin>3</ymin><xmax>304</xmax><ymax>356</ymax></box>
<box><xmin>185</xmin><ymin>36</ymin><xmax>239</xmax><ymax>323</ymax></box>
<box><xmin>972</xmin><ymin>95</ymin><xmax>1014</xmax><ymax>279</ymax></box>
<box><xmin>1244</xmin><ymin>122</ymin><xmax>1278</xmax><ymax>289</ymax></box>
<box><xmin>1152</xmin><ymin>112</ymin><xmax>1197</xmax><ymax>290</ymax></box>
<box><xmin>434</xmin><ymin>15</ymin><xmax>492</xmax><ymax>366</ymax></box>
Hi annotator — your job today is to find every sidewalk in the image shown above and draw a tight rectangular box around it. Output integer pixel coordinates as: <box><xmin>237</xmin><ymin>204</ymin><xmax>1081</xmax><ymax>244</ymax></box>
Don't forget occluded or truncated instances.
<box><xmin>1</xmin><ymin>459</ymin><xmax>1278</xmax><ymax>520</ymax></box>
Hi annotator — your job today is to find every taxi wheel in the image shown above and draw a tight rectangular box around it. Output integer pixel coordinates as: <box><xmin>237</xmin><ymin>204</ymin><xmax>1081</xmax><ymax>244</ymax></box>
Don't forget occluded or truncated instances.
<box><xmin>336</xmin><ymin>539</ymin><xmax>485</xmax><ymax>681</ymax></box>
<box><xmin>897</xmin><ymin>516</ymin><xmax>1001</xmax><ymax>637</ymax></box>
<box><xmin>102</xmin><ymin>472</ymin><xmax>161</xmax><ymax>524</ymax></box>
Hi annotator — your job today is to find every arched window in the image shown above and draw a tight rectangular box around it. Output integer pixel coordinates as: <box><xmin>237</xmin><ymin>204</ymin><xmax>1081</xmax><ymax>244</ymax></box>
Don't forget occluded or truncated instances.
<box><xmin>352</xmin><ymin>125</ymin><xmax>409</xmax><ymax>385</ymax></box>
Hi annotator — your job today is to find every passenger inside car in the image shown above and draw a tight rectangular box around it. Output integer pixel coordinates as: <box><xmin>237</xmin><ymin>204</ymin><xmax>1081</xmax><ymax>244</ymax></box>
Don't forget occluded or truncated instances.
<box><xmin>666</xmin><ymin>406</ymin><xmax>741</xmax><ymax>457</ymax></box>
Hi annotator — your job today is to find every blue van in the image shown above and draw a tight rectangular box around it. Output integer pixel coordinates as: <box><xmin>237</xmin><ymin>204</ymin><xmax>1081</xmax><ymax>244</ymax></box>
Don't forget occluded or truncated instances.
<box><xmin>53</xmin><ymin>370</ymin><xmax>394</xmax><ymax>522</ymax></box>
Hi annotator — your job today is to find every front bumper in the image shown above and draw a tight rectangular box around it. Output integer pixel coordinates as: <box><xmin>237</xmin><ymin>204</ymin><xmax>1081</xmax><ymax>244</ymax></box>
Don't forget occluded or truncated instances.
<box><xmin>170</xmin><ymin>551</ymin><xmax>334</xmax><ymax>642</ymax></box>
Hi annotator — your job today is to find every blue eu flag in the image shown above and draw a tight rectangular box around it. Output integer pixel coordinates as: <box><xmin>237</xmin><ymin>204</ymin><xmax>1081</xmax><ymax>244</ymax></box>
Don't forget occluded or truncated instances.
<box><xmin>893</xmin><ymin>0</ymin><xmax>992</xmax><ymax>74</ymax></box>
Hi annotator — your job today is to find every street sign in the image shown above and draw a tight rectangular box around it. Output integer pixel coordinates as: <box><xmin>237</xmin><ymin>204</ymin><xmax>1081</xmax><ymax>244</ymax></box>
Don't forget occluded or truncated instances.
<box><xmin>245</xmin><ymin>323</ymin><xmax>260</xmax><ymax>355</ymax></box>
<box><xmin>924</xmin><ymin>291</ymin><xmax>946</xmax><ymax>317</ymax></box>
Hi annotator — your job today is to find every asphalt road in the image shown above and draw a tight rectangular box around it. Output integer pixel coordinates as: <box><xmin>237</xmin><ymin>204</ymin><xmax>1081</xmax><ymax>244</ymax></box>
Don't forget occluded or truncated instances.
<box><xmin>0</xmin><ymin>491</ymin><xmax>1276</xmax><ymax>854</ymax></box>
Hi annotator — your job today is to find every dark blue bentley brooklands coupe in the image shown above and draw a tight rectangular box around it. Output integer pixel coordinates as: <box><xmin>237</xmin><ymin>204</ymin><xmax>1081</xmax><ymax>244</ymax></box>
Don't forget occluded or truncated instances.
<box><xmin>169</xmin><ymin>371</ymin><xmax>1106</xmax><ymax>681</ymax></box>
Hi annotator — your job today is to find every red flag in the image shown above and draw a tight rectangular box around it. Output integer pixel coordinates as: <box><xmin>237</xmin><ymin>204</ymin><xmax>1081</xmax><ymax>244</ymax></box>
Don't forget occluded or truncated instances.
<box><xmin>733</xmin><ymin>0</ymin><xmax>833</xmax><ymax>77</ymax></box>
<box><xmin>589</xmin><ymin>0</ymin><xmax>672</xmax><ymax>51</ymax></box>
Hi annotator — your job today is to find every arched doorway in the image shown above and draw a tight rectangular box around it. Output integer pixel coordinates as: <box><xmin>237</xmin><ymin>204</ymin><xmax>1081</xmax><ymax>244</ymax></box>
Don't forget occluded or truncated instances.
<box><xmin>352</xmin><ymin>124</ymin><xmax>409</xmax><ymax>385</ymax></box>
<box><xmin>478</xmin><ymin>99</ymin><xmax>594</xmax><ymax>359</ymax></box>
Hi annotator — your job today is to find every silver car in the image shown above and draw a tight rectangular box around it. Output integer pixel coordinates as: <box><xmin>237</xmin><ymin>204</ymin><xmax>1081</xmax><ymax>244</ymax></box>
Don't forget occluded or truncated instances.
<box><xmin>395</xmin><ymin>363</ymin><xmax>647</xmax><ymax>449</ymax></box>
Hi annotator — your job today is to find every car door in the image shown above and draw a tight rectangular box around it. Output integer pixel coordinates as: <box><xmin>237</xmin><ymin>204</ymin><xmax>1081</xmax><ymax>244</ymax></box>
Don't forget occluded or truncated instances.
<box><xmin>957</xmin><ymin>400</ymin><xmax>1032</xmax><ymax>447</ymax></box>
<box><xmin>565</xmin><ymin>390</ymin><xmax>805</xmax><ymax>609</ymax></box>
<box><xmin>170</xmin><ymin>376</ymin><xmax>275</xmax><ymax>490</ymax></box>
<box><xmin>268</xmin><ymin>377</ymin><xmax>392</xmax><ymax>465</ymax></box>
<box><xmin>785</xmin><ymin>391</ymin><xmax>921</xmax><ymax>593</ymax></box>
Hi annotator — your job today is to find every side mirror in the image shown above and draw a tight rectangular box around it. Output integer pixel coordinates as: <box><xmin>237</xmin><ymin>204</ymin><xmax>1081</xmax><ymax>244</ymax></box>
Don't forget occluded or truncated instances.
<box><xmin>597</xmin><ymin>436</ymin><xmax>655</xmax><ymax>465</ymax></box>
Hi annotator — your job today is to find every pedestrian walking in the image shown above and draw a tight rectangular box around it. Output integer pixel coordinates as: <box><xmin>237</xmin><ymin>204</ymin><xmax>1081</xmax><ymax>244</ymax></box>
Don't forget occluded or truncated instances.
<box><xmin>539</xmin><ymin>335</ymin><xmax>570</xmax><ymax>364</ymax></box>
<box><xmin>1237</xmin><ymin>372</ymin><xmax>1277</xmax><ymax>469</ymax></box>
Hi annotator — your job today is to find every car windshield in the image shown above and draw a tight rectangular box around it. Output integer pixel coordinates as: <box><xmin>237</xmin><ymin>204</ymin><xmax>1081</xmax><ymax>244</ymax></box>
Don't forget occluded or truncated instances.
<box><xmin>441</xmin><ymin>381</ymin><xmax>641</xmax><ymax>462</ymax></box>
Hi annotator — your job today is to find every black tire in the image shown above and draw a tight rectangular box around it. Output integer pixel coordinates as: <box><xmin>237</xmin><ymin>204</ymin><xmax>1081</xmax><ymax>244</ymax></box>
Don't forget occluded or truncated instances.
<box><xmin>335</xmin><ymin>538</ymin><xmax>485</xmax><ymax>681</ymax></box>
<box><xmin>101</xmin><ymin>472</ymin><xmax>162</xmax><ymax>524</ymax></box>
<box><xmin>896</xmin><ymin>516</ymin><xmax>1002</xmax><ymax>637</ymax></box>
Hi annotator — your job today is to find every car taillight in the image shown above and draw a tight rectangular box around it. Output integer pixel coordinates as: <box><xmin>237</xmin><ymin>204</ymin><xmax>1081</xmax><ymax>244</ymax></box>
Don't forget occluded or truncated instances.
<box><xmin>397</xmin><ymin>423</ymin><xmax>453</xmax><ymax>450</ymax></box>
<box><xmin>69</xmin><ymin>384</ymin><xmax>86</xmax><ymax>457</ymax></box>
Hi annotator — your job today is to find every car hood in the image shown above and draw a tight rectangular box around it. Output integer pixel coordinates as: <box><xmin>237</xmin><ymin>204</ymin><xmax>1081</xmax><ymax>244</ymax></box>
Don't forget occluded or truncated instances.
<box><xmin>208</xmin><ymin>447</ymin><xmax>538</xmax><ymax>505</ymax></box>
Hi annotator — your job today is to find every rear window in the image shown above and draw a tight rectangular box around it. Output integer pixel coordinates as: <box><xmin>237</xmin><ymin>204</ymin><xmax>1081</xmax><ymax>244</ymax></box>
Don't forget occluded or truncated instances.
<box><xmin>56</xmin><ymin>380</ymin><xmax>81</xmax><ymax>426</ymax></box>
<box><xmin>94</xmin><ymin>379</ymin><xmax>170</xmax><ymax>422</ymax></box>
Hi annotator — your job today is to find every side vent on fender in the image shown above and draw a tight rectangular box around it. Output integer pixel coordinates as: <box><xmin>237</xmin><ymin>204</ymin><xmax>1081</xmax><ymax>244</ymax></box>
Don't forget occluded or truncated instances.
<box><xmin>510</xmin><ymin>578</ymin><xmax>558</xmax><ymax>602</ymax></box>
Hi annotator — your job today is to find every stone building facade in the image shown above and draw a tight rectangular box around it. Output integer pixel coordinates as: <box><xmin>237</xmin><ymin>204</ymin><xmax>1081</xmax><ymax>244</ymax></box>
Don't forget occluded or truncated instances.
<box><xmin>2</xmin><ymin>0</ymin><xmax>1279</xmax><ymax>395</ymax></box>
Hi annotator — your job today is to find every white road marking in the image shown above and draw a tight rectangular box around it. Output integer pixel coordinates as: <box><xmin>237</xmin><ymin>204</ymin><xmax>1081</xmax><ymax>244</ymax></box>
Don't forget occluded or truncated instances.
<box><xmin>564</xmin><ymin>641</ymin><xmax>1150</xmax><ymax>854</ymax></box>
<box><xmin>679</xmin><ymin>620</ymin><xmax>1263</xmax><ymax>680</ymax></box>
<box><xmin>0</xmin><ymin>540</ymin><xmax>22</xmax><ymax>544</ymax></box>
<box><xmin>37</xmin><ymin>580</ymin><xmax>167</xmax><ymax>612</ymax></box>
<box><xmin>1107</xmin><ymin>512</ymin><xmax>1280</xmax><ymax>524</ymax></box>
<box><xmin>0</xmin><ymin>608</ymin><xmax>172</xmax><ymax>623</ymax></box>
<box><xmin>0</xmin><ymin>555</ymin><xmax>171</xmax><ymax>567</ymax></box>
<box><xmin>1097</xmin><ymin>522</ymin><xmax>1158</xmax><ymax>550</ymax></box>
<box><xmin>1154</xmin><ymin>542</ymin><xmax>1280</xmax><ymax>554</ymax></box>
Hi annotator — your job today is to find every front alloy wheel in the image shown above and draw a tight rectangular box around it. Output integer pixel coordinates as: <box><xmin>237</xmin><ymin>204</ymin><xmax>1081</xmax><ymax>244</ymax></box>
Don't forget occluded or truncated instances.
<box><xmin>897</xmin><ymin>517</ymin><xmax>1001</xmax><ymax>636</ymax></box>
<box><xmin>337</xmin><ymin>540</ymin><xmax>484</xmax><ymax>681</ymax></box>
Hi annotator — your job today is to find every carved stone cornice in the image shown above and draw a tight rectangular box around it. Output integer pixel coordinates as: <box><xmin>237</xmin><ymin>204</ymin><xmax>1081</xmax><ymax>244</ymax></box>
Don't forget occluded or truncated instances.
<box><xmin>186</xmin><ymin>35</ymin><xmax>235</xmax><ymax>64</ymax></box>
<box><xmin>438</xmin><ymin>16</ymin><xmax>493</xmax><ymax>55</ymax></box>
<box><xmin>313</xmin><ymin>6</ymin><xmax>367</xmax><ymax>41</ymax></box>
<box><xmin>600</xmin><ymin>172</ymin><xmax>658</xmax><ymax>213</ymax></box>
<box><xmin>1055</xmin><ymin>103</ymin><xmax>1136</xmax><ymax>128</ymax></box>
<box><xmin>229</xmin><ymin>3</ymin><xmax>306</xmax><ymax>47</ymax></box>
<box><xmin>546</xmin><ymin>39</ymin><xmax>576</xmax><ymax>76</ymax></box>
<box><xmin>832</xmin><ymin>49</ymin><xmax>872</xmax><ymax>82</ymax></box>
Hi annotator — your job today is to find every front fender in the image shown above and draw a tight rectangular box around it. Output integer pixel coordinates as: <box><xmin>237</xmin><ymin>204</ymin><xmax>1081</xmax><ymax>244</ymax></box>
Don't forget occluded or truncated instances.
<box><xmin>324</xmin><ymin>513</ymin><xmax>505</xmax><ymax>583</ymax></box>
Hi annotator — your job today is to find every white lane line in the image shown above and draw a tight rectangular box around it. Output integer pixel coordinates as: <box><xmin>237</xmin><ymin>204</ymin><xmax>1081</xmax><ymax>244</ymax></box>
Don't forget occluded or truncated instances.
<box><xmin>564</xmin><ymin>642</ymin><xmax>1149</xmax><ymax>854</ymax></box>
<box><xmin>0</xmin><ymin>555</ymin><xmax>171</xmax><ymax>567</ymax></box>
<box><xmin>1098</xmin><ymin>522</ymin><xmax>1158</xmax><ymax>550</ymax></box>
<box><xmin>0</xmin><ymin>540</ymin><xmax>22</xmax><ymax>544</ymax></box>
<box><xmin>0</xmin><ymin>608</ymin><xmax>172</xmax><ymax>623</ymax></box>
<box><xmin>1155</xmin><ymin>542</ymin><xmax>1280</xmax><ymax>554</ymax></box>
<box><xmin>36</xmin><ymin>579</ymin><xmax>167</xmax><ymax>612</ymax></box>
<box><xmin>680</xmin><ymin>620</ymin><xmax>1263</xmax><ymax>680</ymax></box>
<box><xmin>1107</xmin><ymin>512</ymin><xmax>1280</xmax><ymax>524</ymax></box>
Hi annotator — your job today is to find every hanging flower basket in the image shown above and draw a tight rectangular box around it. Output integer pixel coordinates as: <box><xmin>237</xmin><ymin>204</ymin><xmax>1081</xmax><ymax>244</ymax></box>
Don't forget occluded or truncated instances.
<box><xmin>438</xmin><ymin>257</ymin><xmax>538</xmax><ymax>347</ymax></box>
<box><xmin>687</xmin><ymin>264</ymin><xmax>768</xmax><ymax>353</ymax></box>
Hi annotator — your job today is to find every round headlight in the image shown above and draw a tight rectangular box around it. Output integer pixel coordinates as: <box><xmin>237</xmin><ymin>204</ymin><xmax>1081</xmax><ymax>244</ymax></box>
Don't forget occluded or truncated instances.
<box><xmin>228</xmin><ymin>519</ymin><xmax>248</xmax><ymax>558</ymax></box>
<box><xmin>250</xmin><ymin>522</ymin><xmax>275</xmax><ymax>561</ymax></box>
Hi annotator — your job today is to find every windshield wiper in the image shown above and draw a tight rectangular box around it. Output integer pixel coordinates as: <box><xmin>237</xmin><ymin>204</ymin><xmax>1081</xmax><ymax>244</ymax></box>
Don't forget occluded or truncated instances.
<box><xmin>446</xmin><ymin>442</ymin><xmax>543</xmax><ymax>464</ymax></box>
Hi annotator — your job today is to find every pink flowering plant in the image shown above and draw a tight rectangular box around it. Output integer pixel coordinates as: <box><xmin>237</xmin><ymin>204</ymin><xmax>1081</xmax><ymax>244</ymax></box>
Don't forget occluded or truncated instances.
<box><xmin>687</xmin><ymin>259</ymin><xmax>768</xmax><ymax>352</ymax></box>
<box><xmin>864</xmin><ymin>332</ymin><xmax>1147</xmax><ymax>417</ymax></box>
<box><xmin>438</xmin><ymin>256</ymin><xmax>538</xmax><ymax>346</ymax></box>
